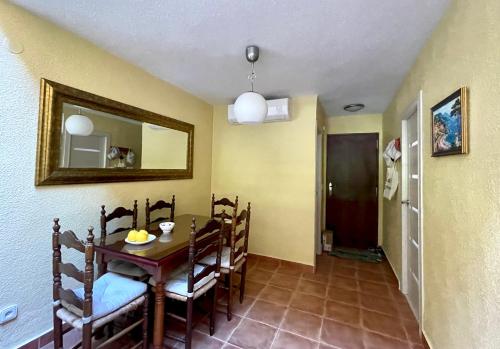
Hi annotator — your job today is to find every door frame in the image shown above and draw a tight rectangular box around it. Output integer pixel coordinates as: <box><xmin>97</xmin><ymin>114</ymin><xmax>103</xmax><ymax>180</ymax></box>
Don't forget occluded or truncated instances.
<box><xmin>401</xmin><ymin>90</ymin><xmax>424</xmax><ymax>326</ymax></box>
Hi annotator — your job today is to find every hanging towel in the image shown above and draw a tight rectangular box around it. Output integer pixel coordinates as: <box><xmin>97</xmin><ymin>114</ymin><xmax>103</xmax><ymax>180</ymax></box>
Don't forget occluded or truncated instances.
<box><xmin>383</xmin><ymin>166</ymin><xmax>399</xmax><ymax>200</ymax></box>
<box><xmin>383</xmin><ymin>139</ymin><xmax>401</xmax><ymax>167</ymax></box>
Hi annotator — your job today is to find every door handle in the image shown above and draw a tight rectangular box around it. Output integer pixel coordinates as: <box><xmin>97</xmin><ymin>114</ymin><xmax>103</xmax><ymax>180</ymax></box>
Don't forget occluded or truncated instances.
<box><xmin>328</xmin><ymin>182</ymin><xmax>333</xmax><ymax>196</ymax></box>
<box><xmin>401</xmin><ymin>200</ymin><xmax>410</xmax><ymax>205</ymax></box>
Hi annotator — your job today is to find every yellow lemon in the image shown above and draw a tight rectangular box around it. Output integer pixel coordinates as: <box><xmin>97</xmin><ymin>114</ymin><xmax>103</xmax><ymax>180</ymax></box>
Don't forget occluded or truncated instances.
<box><xmin>136</xmin><ymin>230</ymin><xmax>148</xmax><ymax>242</ymax></box>
<box><xmin>127</xmin><ymin>229</ymin><xmax>138</xmax><ymax>241</ymax></box>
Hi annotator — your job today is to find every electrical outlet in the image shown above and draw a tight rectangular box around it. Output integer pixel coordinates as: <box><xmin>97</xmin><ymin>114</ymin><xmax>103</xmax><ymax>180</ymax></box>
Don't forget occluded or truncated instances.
<box><xmin>0</xmin><ymin>304</ymin><xmax>18</xmax><ymax>325</ymax></box>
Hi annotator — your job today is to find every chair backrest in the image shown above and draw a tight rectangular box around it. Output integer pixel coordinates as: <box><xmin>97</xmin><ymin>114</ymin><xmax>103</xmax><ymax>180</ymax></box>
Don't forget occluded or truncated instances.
<box><xmin>52</xmin><ymin>218</ymin><xmax>95</xmax><ymax>320</ymax></box>
<box><xmin>186</xmin><ymin>215</ymin><xmax>225</xmax><ymax>295</ymax></box>
<box><xmin>145</xmin><ymin>195</ymin><xmax>175</xmax><ymax>230</ymax></box>
<box><xmin>228</xmin><ymin>202</ymin><xmax>252</xmax><ymax>267</ymax></box>
<box><xmin>100</xmin><ymin>200</ymin><xmax>138</xmax><ymax>241</ymax></box>
<box><xmin>211</xmin><ymin>194</ymin><xmax>238</xmax><ymax>220</ymax></box>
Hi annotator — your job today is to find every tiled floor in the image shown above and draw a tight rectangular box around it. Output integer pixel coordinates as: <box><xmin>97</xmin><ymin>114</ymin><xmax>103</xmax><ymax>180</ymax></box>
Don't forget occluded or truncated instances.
<box><xmin>170</xmin><ymin>254</ymin><xmax>425</xmax><ymax>349</ymax></box>
<box><xmin>41</xmin><ymin>254</ymin><xmax>425</xmax><ymax>349</ymax></box>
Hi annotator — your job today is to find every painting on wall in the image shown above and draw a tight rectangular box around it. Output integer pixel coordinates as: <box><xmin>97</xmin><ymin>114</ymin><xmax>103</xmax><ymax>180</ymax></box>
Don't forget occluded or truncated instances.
<box><xmin>431</xmin><ymin>87</ymin><xmax>468</xmax><ymax>156</ymax></box>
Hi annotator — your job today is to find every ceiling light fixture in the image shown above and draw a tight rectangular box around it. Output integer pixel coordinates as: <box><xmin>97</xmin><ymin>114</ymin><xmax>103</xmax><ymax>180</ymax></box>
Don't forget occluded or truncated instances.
<box><xmin>343</xmin><ymin>103</ymin><xmax>365</xmax><ymax>112</ymax></box>
<box><xmin>65</xmin><ymin>108</ymin><xmax>94</xmax><ymax>136</ymax></box>
<box><xmin>233</xmin><ymin>45</ymin><xmax>268</xmax><ymax>124</ymax></box>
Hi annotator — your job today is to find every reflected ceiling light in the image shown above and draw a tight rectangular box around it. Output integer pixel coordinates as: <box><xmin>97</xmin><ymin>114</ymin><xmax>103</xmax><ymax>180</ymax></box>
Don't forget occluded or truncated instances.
<box><xmin>343</xmin><ymin>103</ymin><xmax>365</xmax><ymax>112</ymax></box>
<box><xmin>233</xmin><ymin>45</ymin><xmax>268</xmax><ymax>124</ymax></box>
<box><xmin>65</xmin><ymin>109</ymin><xmax>94</xmax><ymax>136</ymax></box>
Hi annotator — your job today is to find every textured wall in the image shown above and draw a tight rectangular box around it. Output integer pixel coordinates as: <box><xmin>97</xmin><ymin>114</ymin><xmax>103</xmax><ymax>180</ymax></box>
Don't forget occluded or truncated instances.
<box><xmin>0</xmin><ymin>3</ymin><xmax>213</xmax><ymax>348</ymax></box>
<box><xmin>211</xmin><ymin>96</ymin><xmax>318</xmax><ymax>266</ymax></box>
<box><xmin>325</xmin><ymin>114</ymin><xmax>384</xmax><ymax>244</ymax></box>
<box><xmin>382</xmin><ymin>0</ymin><xmax>500</xmax><ymax>347</ymax></box>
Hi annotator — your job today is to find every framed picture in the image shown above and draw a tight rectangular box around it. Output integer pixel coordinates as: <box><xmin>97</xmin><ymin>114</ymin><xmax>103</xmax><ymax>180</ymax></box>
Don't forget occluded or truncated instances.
<box><xmin>431</xmin><ymin>87</ymin><xmax>468</xmax><ymax>156</ymax></box>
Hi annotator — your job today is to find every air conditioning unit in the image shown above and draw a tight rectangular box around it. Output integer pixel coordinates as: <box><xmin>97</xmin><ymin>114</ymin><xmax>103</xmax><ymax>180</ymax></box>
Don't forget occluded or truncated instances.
<box><xmin>228</xmin><ymin>98</ymin><xmax>291</xmax><ymax>124</ymax></box>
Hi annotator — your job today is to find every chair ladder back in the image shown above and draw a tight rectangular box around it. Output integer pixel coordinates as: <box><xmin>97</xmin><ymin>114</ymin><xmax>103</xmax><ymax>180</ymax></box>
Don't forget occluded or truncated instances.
<box><xmin>229</xmin><ymin>209</ymin><xmax>247</xmax><ymax>266</ymax></box>
<box><xmin>100</xmin><ymin>200</ymin><xmax>138</xmax><ymax>240</ymax></box>
<box><xmin>187</xmin><ymin>216</ymin><xmax>225</xmax><ymax>293</ymax></box>
<box><xmin>243</xmin><ymin>202</ymin><xmax>252</xmax><ymax>255</ymax></box>
<box><xmin>145</xmin><ymin>195</ymin><xmax>175</xmax><ymax>230</ymax></box>
<box><xmin>52</xmin><ymin>219</ymin><xmax>95</xmax><ymax>319</ymax></box>
<box><xmin>211</xmin><ymin>194</ymin><xmax>238</xmax><ymax>220</ymax></box>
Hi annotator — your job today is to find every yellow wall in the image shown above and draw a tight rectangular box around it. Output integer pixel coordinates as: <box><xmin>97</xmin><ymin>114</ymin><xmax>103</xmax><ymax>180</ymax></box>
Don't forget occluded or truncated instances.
<box><xmin>0</xmin><ymin>3</ymin><xmax>213</xmax><ymax>347</ymax></box>
<box><xmin>141</xmin><ymin>125</ymin><xmax>188</xmax><ymax>169</ymax></box>
<box><xmin>382</xmin><ymin>0</ymin><xmax>500</xmax><ymax>348</ymax></box>
<box><xmin>326</xmin><ymin>114</ymin><xmax>384</xmax><ymax>244</ymax></box>
<box><xmin>211</xmin><ymin>96</ymin><xmax>318</xmax><ymax>266</ymax></box>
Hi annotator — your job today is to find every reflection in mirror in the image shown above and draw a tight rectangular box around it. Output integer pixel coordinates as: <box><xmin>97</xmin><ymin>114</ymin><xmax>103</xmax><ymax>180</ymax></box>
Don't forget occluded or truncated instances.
<box><xmin>60</xmin><ymin>103</ymin><xmax>188</xmax><ymax>170</ymax></box>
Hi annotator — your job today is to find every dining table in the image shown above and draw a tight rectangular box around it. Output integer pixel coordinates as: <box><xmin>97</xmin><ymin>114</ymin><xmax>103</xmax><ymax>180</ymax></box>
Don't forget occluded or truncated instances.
<box><xmin>95</xmin><ymin>213</ymin><xmax>212</xmax><ymax>349</ymax></box>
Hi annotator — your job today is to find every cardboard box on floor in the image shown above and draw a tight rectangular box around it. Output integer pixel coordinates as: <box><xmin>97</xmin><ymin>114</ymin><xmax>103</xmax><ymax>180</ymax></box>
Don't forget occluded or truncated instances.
<box><xmin>322</xmin><ymin>230</ymin><xmax>333</xmax><ymax>252</ymax></box>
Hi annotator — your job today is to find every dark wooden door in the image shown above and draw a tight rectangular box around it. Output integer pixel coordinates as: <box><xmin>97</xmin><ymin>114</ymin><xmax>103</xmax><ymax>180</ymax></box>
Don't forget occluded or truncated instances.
<box><xmin>326</xmin><ymin>133</ymin><xmax>378</xmax><ymax>249</ymax></box>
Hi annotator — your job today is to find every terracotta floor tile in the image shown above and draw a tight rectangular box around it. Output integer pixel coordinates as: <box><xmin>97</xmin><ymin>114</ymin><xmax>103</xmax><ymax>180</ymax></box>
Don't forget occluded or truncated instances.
<box><xmin>228</xmin><ymin>318</ymin><xmax>277</xmax><ymax>349</ymax></box>
<box><xmin>281</xmin><ymin>309</ymin><xmax>322</xmax><ymax>340</ymax></box>
<box><xmin>331</xmin><ymin>265</ymin><xmax>358</xmax><ymax>278</ymax></box>
<box><xmin>222</xmin><ymin>343</ymin><xmax>241</xmax><ymax>349</ymax></box>
<box><xmin>247</xmin><ymin>300</ymin><xmax>287</xmax><ymax>327</ymax></box>
<box><xmin>302</xmin><ymin>271</ymin><xmax>329</xmax><ymax>284</ymax></box>
<box><xmin>229</xmin><ymin>296</ymin><xmax>255</xmax><ymax>316</ymax></box>
<box><xmin>360</xmin><ymin>294</ymin><xmax>399</xmax><ymax>317</ymax></box>
<box><xmin>397</xmin><ymin>302</ymin><xmax>417</xmax><ymax>321</ymax></box>
<box><xmin>362</xmin><ymin>309</ymin><xmax>407</xmax><ymax>341</ymax></box>
<box><xmin>257</xmin><ymin>257</ymin><xmax>281</xmax><ymax>272</ymax></box>
<box><xmin>411</xmin><ymin>344</ymin><xmax>425</xmax><ymax>349</ymax></box>
<box><xmin>356</xmin><ymin>261</ymin><xmax>386</xmax><ymax>273</ymax></box>
<box><xmin>357</xmin><ymin>269</ymin><xmax>386</xmax><ymax>283</ymax></box>
<box><xmin>321</xmin><ymin>318</ymin><xmax>365</xmax><ymax>349</ymax></box>
<box><xmin>297</xmin><ymin>279</ymin><xmax>328</xmax><ymax>297</ymax></box>
<box><xmin>190</xmin><ymin>331</ymin><xmax>224</xmax><ymax>349</ymax></box>
<box><xmin>269</xmin><ymin>273</ymin><xmax>300</xmax><ymax>290</ymax></box>
<box><xmin>403</xmin><ymin>319</ymin><xmax>422</xmax><ymax>344</ymax></box>
<box><xmin>196</xmin><ymin>312</ymin><xmax>242</xmax><ymax>341</ymax></box>
<box><xmin>247</xmin><ymin>268</ymin><xmax>274</xmax><ymax>283</ymax></box>
<box><xmin>384</xmin><ymin>272</ymin><xmax>400</xmax><ymax>286</ymax></box>
<box><xmin>364</xmin><ymin>331</ymin><xmax>410</xmax><ymax>349</ymax></box>
<box><xmin>324</xmin><ymin>300</ymin><xmax>361</xmax><ymax>326</ymax></box>
<box><xmin>390</xmin><ymin>286</ymin><xmax>409</xmax><ymax>304</ymax></box>
<box><xmin>289</xmin><ymin>292</ymin><xmax>325</xmax><ymax>316</ymax></box>
<box><xmin>327</xmin><ymin>286</ymin><xmax>360</xmax><ymax>306</ymax></box>
<box><xmin>245</xmin><ymin>280</ymin><xmax>267</xmax><ymax>298</ymax></box>
<box><xmin>330</xmin><ymin>275</ymin><xmax>359</xmax><ymax>291</ymax></box>
<box><xmin>271</xmin><ymin>330</ymin><xmax>318</xmax><ymax>349</ymax></box>
<box><xmin>358</xmin><ymin>280</ymin><xmax>392</xmax><ymax>298</ymax></box>
<box><xmin>276</xmin><ymin>262</ymin><xmax>305</xmax><ymax>276</ymax></box>
<box><xmin>258</xmin><ymin>285</ymin><xmax>293</xmax><ymax>305</ymax></box>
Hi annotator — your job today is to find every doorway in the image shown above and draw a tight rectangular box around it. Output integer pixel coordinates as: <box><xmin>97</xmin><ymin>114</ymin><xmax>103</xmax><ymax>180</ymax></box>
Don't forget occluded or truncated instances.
<box><xmin>401</xmin><ymin>92</ymin><xmax>423</xmax><ymax>324</ymax></box>
<box><xmin>326</xmin><ymin>133</ymin><xmax>379</xmax><ymax>249</ymax></box>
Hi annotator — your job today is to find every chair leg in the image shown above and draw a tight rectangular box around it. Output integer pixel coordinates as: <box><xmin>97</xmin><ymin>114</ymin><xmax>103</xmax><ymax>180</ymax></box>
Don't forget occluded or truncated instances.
<box><xmin>210</xmin><ymin>285</ymin><xmax>217</xmax><ymax>336</ymax></box>
<box><xmin>142</xmin><ymin>293</ymin><xmax>149</xmax><ymax>349</ymax></box>
<box><xmin>53</xmin><ymin>308</ymin><xmax>63</xmax><ymax>349</ymax></box>
<box><xmin>82</xmin><ymin>323</ymin><xmax>92</xmax><ymax>349</ymax></box>
<box><xmin>239</xmin><ymin>262</ymin><xmax>248</xmax><ymax>304</ymax></box>
<box><xmin>186</xmin><ymin>297</ymin><xmax>193</xmax><ymax>349</ymax></box>
<box><xmin>227</xmin><ymin>271</ymin><xmax>233</xmax><ymax>321</ymax></box>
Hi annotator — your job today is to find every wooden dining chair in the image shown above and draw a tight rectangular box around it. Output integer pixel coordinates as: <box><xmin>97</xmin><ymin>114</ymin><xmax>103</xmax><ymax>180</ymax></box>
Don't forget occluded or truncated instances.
<box><xmin>151</xmin><ymin>216</ymin><xmax>225</xmax><ymax>349</ymax></box>
<box><xmin>99</xmin><ymin>201</ymin><xmax>148</xmax><ymax>280</ymax></box>
<box><xmin>145</xmin><ymin>195</ymin><xmax>175</xmax><ymax>231</ymax></box>
<box><xmin>210</xmin><ymin>194</ymin><xmax>238</xmax><ymax>221</ymax></box>
<box><xmin>201</xmin><ymin>202</ymin><xmax>252</xmax><ymax>320</ymax></box>
<box><xmin>51</xmin><ymin>218</ymin><xmax>148</xmax><ymax>349</ymax></box>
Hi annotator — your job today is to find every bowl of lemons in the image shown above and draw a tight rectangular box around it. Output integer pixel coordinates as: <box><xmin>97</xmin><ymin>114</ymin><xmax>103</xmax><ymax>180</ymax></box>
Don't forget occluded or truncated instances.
<box><xmin>125</xmin><ymin>229</ymin><xmax>156</xmax><ymax>245</ymax></box>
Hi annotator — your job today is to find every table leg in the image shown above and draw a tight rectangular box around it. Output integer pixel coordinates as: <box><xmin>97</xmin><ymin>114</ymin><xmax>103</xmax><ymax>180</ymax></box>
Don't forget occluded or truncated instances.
<box><xmin>153</xmin><ymin>281</ymin><xmax>165</xmax><ymax>349</ymax></box>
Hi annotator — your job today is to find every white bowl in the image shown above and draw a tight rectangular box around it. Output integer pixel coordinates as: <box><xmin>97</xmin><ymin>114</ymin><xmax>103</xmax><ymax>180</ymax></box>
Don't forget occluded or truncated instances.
<box><xmin>159</xmin><ymin>221</ymin><xmax>175</xmax><ymax>234</ymax></box>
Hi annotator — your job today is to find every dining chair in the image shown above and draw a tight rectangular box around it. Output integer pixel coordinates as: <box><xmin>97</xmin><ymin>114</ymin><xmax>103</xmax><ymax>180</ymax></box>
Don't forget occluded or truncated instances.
<box><xmin>151</xmin><ymin>216</ymin><xmax>225</xmax><ymax>349</ymax></box>
<box><xmin>211</xmin><ymin>194</ymin><xmax>238</xmax><ymax>221</ymax></box>
<box><xmin>145</xmin><ymin>195</ymin><xmax>175</xmax><ymax>231</ymax></box>
<box><xmin>100</xmin><ymin>201</ymin><xmax>148</xmax><ymax>280</ymax></box>
<box><xmin>201</xmin><ymin>202</ymin><xmax>251</xmax><ymax>320</ymax></box>
<box><xmin>51</xmin><ymin>218</ymin><xmax>148</xmax><ymax>349</ymax></box>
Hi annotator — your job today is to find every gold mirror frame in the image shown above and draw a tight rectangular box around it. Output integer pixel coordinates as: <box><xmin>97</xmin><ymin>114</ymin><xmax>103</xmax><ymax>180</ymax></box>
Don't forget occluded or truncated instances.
<box><xmin>35</xmin><ymin>79</ymin><xmax>194</xmax><ymax>186</ymax></box>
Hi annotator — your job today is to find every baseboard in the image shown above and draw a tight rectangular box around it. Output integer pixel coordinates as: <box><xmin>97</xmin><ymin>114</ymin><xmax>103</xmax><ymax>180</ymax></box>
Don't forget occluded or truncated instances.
<box><xmin>18</xmin><ymin>324</ymin><xmax>72</xmax><ymax>349</ymax></box>
<box><xmin>380</xmin><ymin>246</ymin><xmax>402</xmax><ymax>290</ymax></box>
<box><xmin>247</xmin><ymin>253</ymin><xmax>315</xmax><ymax>273</ymax></box>
<box><xmin>422</xmin><ymin>329</ymin><xmax>432</xmax><ymax>349</ymax></box>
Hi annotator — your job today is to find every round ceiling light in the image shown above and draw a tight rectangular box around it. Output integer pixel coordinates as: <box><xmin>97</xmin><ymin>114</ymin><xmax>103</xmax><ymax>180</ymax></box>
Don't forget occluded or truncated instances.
<box><xmin>343</xmin><ymin>103</ymin><xmax>365</xmax><ymax>112</ymax></box>
<box><xmin>65</xmin><ymin>114</ymin><xmax>94</xmax><ymax>136</ymax></box>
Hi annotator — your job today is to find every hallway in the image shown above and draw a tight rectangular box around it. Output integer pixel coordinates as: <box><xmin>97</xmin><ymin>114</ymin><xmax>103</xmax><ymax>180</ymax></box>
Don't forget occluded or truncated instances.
<box><xmin>179</xmin><ymin>254</ymin><xmax>425</xmax><ymax>349</ymax></box>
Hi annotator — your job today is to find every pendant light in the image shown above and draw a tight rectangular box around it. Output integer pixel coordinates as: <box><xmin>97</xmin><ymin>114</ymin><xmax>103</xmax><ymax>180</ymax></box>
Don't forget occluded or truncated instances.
<box><xmin>65</xmin><ymin>108</ymin><xmax>94</xmax><ymax>136</ymax></box>
<box><xmin>234</xmin><ymin>45</ymin><xmax>268</xmax><ymax>124</ymax></box>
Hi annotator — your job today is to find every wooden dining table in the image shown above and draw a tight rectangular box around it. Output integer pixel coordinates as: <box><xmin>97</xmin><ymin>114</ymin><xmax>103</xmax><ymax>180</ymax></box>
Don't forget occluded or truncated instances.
<box><xmin>95</xmin><ymin>213</ymin><xmax>211</xmax><ymax>349</ymax></box>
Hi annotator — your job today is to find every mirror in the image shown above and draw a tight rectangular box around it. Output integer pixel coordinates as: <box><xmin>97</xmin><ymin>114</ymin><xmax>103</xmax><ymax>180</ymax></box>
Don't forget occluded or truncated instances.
<box><xmin>36</xmin><ymin>79</ymin><xmax>194</xmax><ymax>185</ymax></box>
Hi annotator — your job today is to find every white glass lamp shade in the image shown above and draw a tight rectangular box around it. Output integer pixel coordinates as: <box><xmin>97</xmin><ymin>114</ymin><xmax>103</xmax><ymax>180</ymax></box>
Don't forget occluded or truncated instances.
<box><xmin>65</xmin><ymin>114</ymin><xmax>94</xmax><ymax>136</ymax></box>
<box><xmin>234</xmin><ymin>92</ymin><xmax>268</xmax><ymax>124</ymax></box>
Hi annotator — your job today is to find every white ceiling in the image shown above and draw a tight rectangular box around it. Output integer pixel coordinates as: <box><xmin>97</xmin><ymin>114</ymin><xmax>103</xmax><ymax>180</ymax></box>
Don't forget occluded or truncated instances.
<box><xmin>11</xmin><ymin>0</ymin><xmax>450</xmax><ymax>116</ymax></box>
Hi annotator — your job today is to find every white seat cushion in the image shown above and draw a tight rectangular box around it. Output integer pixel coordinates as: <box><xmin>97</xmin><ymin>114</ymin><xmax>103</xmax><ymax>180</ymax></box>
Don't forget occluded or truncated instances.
<box><xmin>199</xmin><ymin>246</ymin><xmax>245</xmax><ymax>270</ymax></box>
<box><xmin>107</xmin><ymin>260</ymin><xmax>148</xmax><ymax>279</ymax></box>
<box><xmin>151</xmin><ymin>264</ymin><xmax>216</xmax><ymax>301</ymax></box>
<box><xmin>70</xmin><ymin>272</ymin><xmax>147</xmax><ymax>320</ymax></box>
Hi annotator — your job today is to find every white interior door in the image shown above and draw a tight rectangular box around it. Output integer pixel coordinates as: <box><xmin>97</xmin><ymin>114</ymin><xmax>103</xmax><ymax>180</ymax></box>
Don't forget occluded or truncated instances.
<box><xmin>402</xmin><ymin>100</ymin><xmax>422</xmax><ymax>324</ymax></box>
